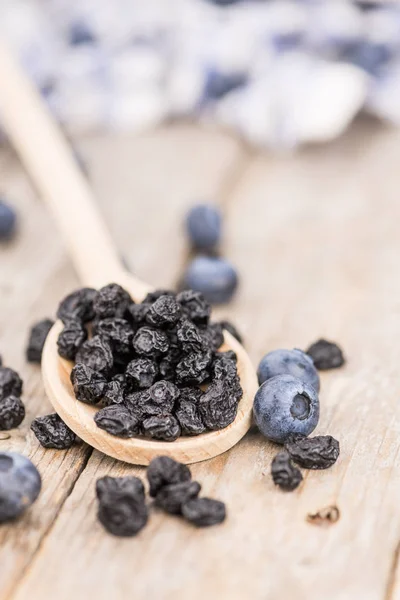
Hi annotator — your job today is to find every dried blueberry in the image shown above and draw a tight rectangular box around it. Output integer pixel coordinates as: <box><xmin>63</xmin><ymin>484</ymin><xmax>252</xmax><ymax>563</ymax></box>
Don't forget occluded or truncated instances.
<box><xmin>0</xmin><ymin>396</ymin><xmax>25</xmax><ymax>430</ymax></box>
<box><xmin>175</xmin><ymin>351</ymin><xmax>212</xmax><ymax>385</ymax></box>
<box><xmin>0</xmin><ymin>452</ymin><xmax>41</xmax><ymax>522</ymax></box>
<box><xmin>31</xmin><ymin>413</ymin><xmax>76</xmax><ymax>449</ymax></box>
<box><xmin>103</xmin><ymin>375</ymin><xmax>125</xmax><ymax>406</ymax></box>
<box><xmin>70</xmin><ymin>363</ymin><xmax>107</xmax><ymax>404</ymax></box>
<box><xmin>201</xmin><ymin>322</ymin><xmax>224</xmax><ymax>352</ymax></box>
<box><xmin>96</xmin><ymin>476</ymin><xmax>148</xmax><ymax>537</ymax></box>
<box><xmin>125</xmin><ymin>358</ymin><xmax>158</xmax><ymax>390</ymax></box>
<box><xmin>306</xmin><ymin>339</ymin><xmax>345</xmax><ymax>370</ymax></box>
<box><xmin>0</xmin><ymin>200</ymin><xmax>17</xmax><ymax>240</ymax></box>
<box><xmin>271</xmin><ymin>452</ymin><xmax>303</xmax><ymax>491</ymax></box>
<box><xmin>75</xmin><ymin>335</ymin><xmax>113</xmax><ymax>377</ymax></box>
<box><xmin>199</xmin><ymin>379</ymin><xmax>239</xmax><ymax>430</ymax></box>
<box><xmin>177</xmin><ymin>318</ymin><xmax>204</xmax><ymax>353</ymax></box>
<box><xmin>253</xmin><ymin>375</ymin><xmax>320</xmax><ymax>444</ymax></box>
<box><xmin>0</xmin><ymin>367</ymin><xmax>23</xmax><ymax>399</ymax></box>
<box><xmin>57</xmin><ymin>287</ymin><xmax>96</xmax><ymax>324</ymax></box>
<box><xmin>285</xmin><ymin>434</ymin><xmax>340</xmax><ymax>470</ymax></box>
<box><xmin>95</xmin><ymin>405</ymin><xmax>140</xmax><ymax>438</ymax></box>
<box><xmin>177</xmin><ymin>290</ymin><xmax>211</xmax><ymax>325</ymax></box>
<box><xmin>156</xmin><ymin>481</ymin><xmax>201</xmax><ymax>515</ymax></box>
<box><xmin>93</xmin><ymin>283</ymin><xmax>132</xmax><ymax>319</ymax></box>
<box><xmin>146</xmin><ymin>295</ymin><xmax>181</xmax><ymax>328</ymax></box>
<box><xmin>257</xmin><ymin>349</ymin><xmax>320</xmax><ymax>392</ymax></box>
<box><xmin>140</xmin><ymin>380</ymin><xmax>180</xmax><ymax>416</ymax></box>
<box><xmin>26</xmin><ymin>318</ymin><xmax>54</xmax><ymax>363</ymax></box>
<box><xmin>142</xmin><ymin>414</ymin><xmax>181</xmax><ymax>441</ymax></box>
<box><xmin>132</xmin><ymin>327</ymin><xmax>169</xmax><ymax>357</ymax></box>
<box><xmin>57</xmin><ymin>320</ymin><xmax>88</xmax><ymax>360</ymax></box>
<box><xmin>176</xmin><ymin>397</ymin><xmax>205</xmax><ymax>436</ymax></box>
<box><xmin>94</xmin><ymin>318</ymin><xmax>134</xmax><ymax>355</ymax></box>
<box><xmin>182</xmin><ymin>256</ymin><xmax>238</xmax><ymax>304</ymax></box>
<box><xmin>146</xmin><ymin>456</ymin><xmax>191</xmax><ymax>497</ymax></box>
<box><xmin>182</xmin><ymin>497</ymin><xmax>226</xmax><ymax>527</ymax></box>
<box><xmin>185</xmin><ymin>203</ymin><xmax>222</xmax><ymax>251</ymax></box>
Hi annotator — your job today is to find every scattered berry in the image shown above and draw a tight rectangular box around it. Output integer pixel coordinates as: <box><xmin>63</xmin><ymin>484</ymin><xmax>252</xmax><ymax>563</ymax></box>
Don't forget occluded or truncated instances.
<box><xmin>146</xmin><ymin>456</ymin><xmax>191</xmax><ymax>497</ymax></box>
<box><xmin>31</xmin><ymin>413</ymin><xmax>76</xmax><ymax>449</ymax></box>
<box><xmin>306</xmin><ymin>339</ymin><xmax>345</xmax><ymax>370</ymax></box>
<box><xmin>0</xmin><ymin>396</ymin><xmax>25</xmax><ymax>430</ymax></box>
<box><xmin>285</xmin><ymin>434</ymin><xmax>340</xmax><ymax>470</ymax></box>
<box><xmin>182</xmin><ymin>497</ymin><xmax>226</xmax><ymax>527</ymax></box>
<box><xmin>26</xmin><ymin>318</ymin><xmax>54</xmax><ymax>363</ymax></box>
<box><xmin>182</xmin><ymin>256</ymin><xmax>238</xmax><ymax>304</ymax></box>
<box><xmin>155</xmin><ymin>481</ymin><xmax>201</xmax><ymax>515</ymax></box>
<box><xmin>0</xmin><ymin>367</ymin><xmax>23</xmax><ymax>399</ymax></box>
<box><xmin>271</xmin><ymin>451</ymin><xmax>303</xmax><ymax>491</ymax></box>
<box><xmin>0</xmin><ymin>452</ymin><xmax>41</xmax><ymax>522</ymax></box>
<box><xmin>253</xmin><ymin>374</ymin><xmax>320</xmax><ymax>444</ymax></box>
<box><xmin>186</xmin><ymin>203</ymin><xmax>222</xmax><ymax>251</ymax></box>
<box><xmin>96</xmin><ymin>476</ymin><xmax>148</xmax><ymax>537</ymax></box>
<box><xmin>257</xmin><ymin>348</ymin><xmax>320</xmax><ymax>392</ymax></box>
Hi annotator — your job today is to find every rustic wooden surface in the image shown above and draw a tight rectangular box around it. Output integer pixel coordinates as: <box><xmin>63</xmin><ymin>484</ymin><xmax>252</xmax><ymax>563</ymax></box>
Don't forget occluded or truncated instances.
<box><xmin>1</xmin><ymin>120</ymin><xmax>400</xmax><ymax>600</ymax></box>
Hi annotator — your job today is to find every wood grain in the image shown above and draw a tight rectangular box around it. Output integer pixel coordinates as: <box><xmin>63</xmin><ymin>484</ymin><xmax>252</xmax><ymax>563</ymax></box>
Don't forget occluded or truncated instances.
<box><xmin>4</xmin><ymin>118</ymin><xmax>400</xmax><ymax>600</ymax></box>
<box><xmin>0</xmin><ymin>125</ymin><xmax>242</xmax><ymax>599</ymax></box>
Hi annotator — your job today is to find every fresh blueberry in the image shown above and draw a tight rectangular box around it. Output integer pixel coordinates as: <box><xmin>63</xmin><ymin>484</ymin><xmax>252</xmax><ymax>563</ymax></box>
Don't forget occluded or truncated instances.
<box><xmin>186</xmin><ymin>204</ymin><xmax>222</xmax><ymax>251</ymax></box>
<box><xmin>0</xmin><ymin>452</ymin><xmax>41</xmax><ymax>522</ymax></box>
<box><xmin>347</xmin><ymin>41</ymin><xmax>392</xmax><ymax>76</ymax></box>
<box><xmin>0</xmin><ymin>200</ymin><xmax>17</xmax><ymax>240</ymax></box>
<box><xmin>253</xmin><ymin>374</ymin><xmax>320</xmax><ymax>444</ymax></box>
<box><xmin>203</xmin><ymin>70</ymin><xmax>247</xmax><ymax>101</ymax></box>
<box><xmin>257</xmin><ymin>349</ymin><xmax>320</xmax><ymax>392</ymax></box>
<box><xmin>182</xmin><ymin>256</ymin><xmax>238</xmax><ymax>304</ymax></box>
<box><xmin>68</xmin><ymin>22</ymin><xmax>96</xmax><ymax>46</ymax></box>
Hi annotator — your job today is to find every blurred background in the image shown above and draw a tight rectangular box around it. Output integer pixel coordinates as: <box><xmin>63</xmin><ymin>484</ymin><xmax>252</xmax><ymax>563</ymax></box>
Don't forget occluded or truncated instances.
<box><xmin>1</xmin><ymin>0</ymin><xmax>400</xmax><ymax>149</ymax></box>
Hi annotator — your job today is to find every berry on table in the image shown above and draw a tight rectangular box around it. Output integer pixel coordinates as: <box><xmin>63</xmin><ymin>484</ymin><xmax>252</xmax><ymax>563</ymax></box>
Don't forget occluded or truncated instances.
<box><xmin>26</xmin><ymin>318</ymin><xmax>54</xmax><ymax>363</ymax></box>
<box><xmin>285</xmin><ymin>434</ymin><xmax>340</xmax><ymax>469</ymax></box>
<box><xmin>182</xmin><ymin>255</ymin><xmax>238</xmax><ymax>304</ymax></box>
<box><xmin>271</xmin><ymin>451</ymin><xmax>303</xmax><ymax>491</ymax></box>
<box><xmin>96</xmin><ymin>476</ymin><xmax>148</xmax><ymax>537</ymax></box>
<box><xmin>31</xmin><ymin>413</ymin><xmax>76</xmax><ymax>449</ymax></box>
<box><xmin>0</xmin><ymin>200</ymin><xmax>17</xmax><ymax>240</ymax></box>
<box><xmin>257</xmin><ymin>348</ymin><xmax>320</xmax><ymax>392</ymax></box>
<box><xmin>0</xmin><ymin>452</ymin><xmax>41</xmax><ymax>522</ymax></box>
<box><xmin>185</xmin><ymin>203</ymin><xmax>222</xmax><ymax>251</ymax></box>
<box><xmin>0</xmin><ymin>396</ymin><xmax>25</xmax><ymax>430</ymax></box>
<box><xmin>253</xmin><ymin>374</ymin><xmax>320</xmax><ymax>444</ymax></box>
<box><xmin>146</xmin><ymin>456</ymin><xmax>191</xmax><ymax>497</ymax></box>
<box><xmin>306</xmin><ymin>339</ymin><xmax>345</xmax><ymax>370</ymax></box>
<box><xmin>182</xmin><ymin>497</ymin><xmax>226</xmax><ymax>527</ymax></box>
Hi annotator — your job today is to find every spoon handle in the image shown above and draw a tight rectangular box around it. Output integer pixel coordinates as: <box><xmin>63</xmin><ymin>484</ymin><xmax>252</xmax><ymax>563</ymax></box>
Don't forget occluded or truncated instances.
<box><xmin>0</xmin><ymin>41</ymin><xmax>149</xmax><ymax>295</ymax></box>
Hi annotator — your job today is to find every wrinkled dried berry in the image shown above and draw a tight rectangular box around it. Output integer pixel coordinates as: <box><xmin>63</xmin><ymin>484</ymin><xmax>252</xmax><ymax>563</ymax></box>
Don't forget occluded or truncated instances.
<box><xmin>146</xmin><ymin>456</ymin><xmax>191</xmax><ymax>497</ymax></box>
<box><xmin>94</xmin><ymin>318</ymin><xmax>134</xmax><ymax>355</ymax></box>
<box><xmin>177</xmin><ymin>290</ymin><xmax>211</xmax><ymax>325</ymax></box>
<box><xmin>142</xmin><ymin>414</ymin><xmax>181</xmax><ymax>441</ymax></box>
<box><xmin>31</xmin><ymin>413</ymin><xmax>76</xmax><ymax>449</ymax></box>
<box><xmin>57</xmin><ymin>320</ymin><xmax>88</xmax><ymax>360</ymax></box>
<box><xmin>199</xmin><ymin>379</ymin><xmax>239</xmax><ymax>430</ymax></box>
<box><xmin>95</xmin><ymin>405</ymin><xmax>140</xmax><ymax>438</ymax></box>
<box><xmin>75</xmin><ymin>335</ymin><xmax>113</xmax><ymax>376</ymax></box>
<box><xmin>127</xmin><ymin>302</ymin><xmax>150</xmax><ymax>326</ymax></box>
<box><xmin>26</xmin><ymin>318</ymin><xmax>54</xmax><ymax>363</ymax></box>
<box><xmin>133</xmin><ymin>327</ymin><xmax>169</xmax><ymax>356</ymax></box>
<box><xmin>271</xmin><ymin>451</ymin><xmax>303</xmax><ymax>491</ymax></box>
<box><xmin>0</xmin><ymin>367</ymin><xmax>23</xmax><ymax>399</ymax></box>
<box><xmin>182</xmin><ymin>497</ymin><xmax>226</xmax><ymax>527</ymax></box>
<box><xmin>306</xmin><ymin>339</ymin><xmax>345</xmax><ymax>370</ymax></box>
<box><xmin>177</xmin><ymin>318</ymin><xmax>204</xmax><ymax>353</ymax></box>
<box><xmin>96</xmin><ymin>476</ymin><xmax>148</xmax><ymax>537</ymax></box>
<box><xmin>201</xmin><ymin>322</ymin><xmax>224</xmax><ymax>351</ymax></box>
<box><xmin>0</xmin><ymin>396</ymin><xmax>25</xmax><ymax>430</ymax></box>
<box><xmin>155</xmin><ymin>481</ymin><xmax>201</xmax><ymax>514</ymax></box>
<box><xmin>175</xmin><ymin>351</ymin><xmax>212</xmax><ymax>385</ymax></box>
<box><xmin>219</xmin><ymin>320</ymin><xmax>243</xmax><ymax>344</ymax></box>
<box><xmin>125</xmin><ymin>358</ymin><xmax>158</xmax><ymax>390</ymax></box>
<box><xmin>146</xmin><ymin>295</ymin><xmax>181</xmax><ymax>328</ymax></box>
<box><xmin>139</xmin><ymin>381</ymin><xmax>180</xmax><ymax>416</ymax></box>
<box><xmin>57</xmin><ymin>287</ymin><xmax>96</xmax><ymax>324</ymax></box>
<box><xmin>103</xmin><ymin>375</ymin><xmax>125</xmax><ymax>406</ymax></box>
<box><xmin>285</xmin><ymin>434</ymin><xmax>340</xmax><ymax>470</ymax></box>
<box><xmin>93</xmin><ymin>283</ymin><xmax>133</xmax><ymax>319</ymax></box>
<box><xmin>212</xmin><ymin>351</ymin><xmax>239</xmax><ymax>382</ymax></box>
<box><xmin>70</xmin><ymin>363</ymin><xmax>107</xmax><ymax>404</ymax></box>
<box><xmin>176</xmin><ymin>397</ymin><xmax>205</xmax><ymax>436</ymax></box>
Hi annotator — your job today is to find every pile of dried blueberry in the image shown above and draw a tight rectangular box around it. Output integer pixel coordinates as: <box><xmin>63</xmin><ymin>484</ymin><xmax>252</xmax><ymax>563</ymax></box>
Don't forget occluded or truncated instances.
<box><xmin>253</xmin><ymin>340</ymin><xmax>345</xmax><ymax>491</ymax></box>
<box><xmin>97</xmin><ymin>456</ymin><xmax>226</xmax><ymax>537</ymax></box>
<box><xmin>50</xmin><ymin>284</ymin><xmax>244</xmax><ymax>443</ymax></box>
<box><xmin>182</xmin><ymin>204</ymin><xmax>238</xmax><ymax>305</ymax></box>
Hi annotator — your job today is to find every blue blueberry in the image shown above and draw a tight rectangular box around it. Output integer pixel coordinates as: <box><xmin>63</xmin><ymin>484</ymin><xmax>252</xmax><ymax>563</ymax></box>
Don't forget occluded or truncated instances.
<box><xmin>0</xmin><ymin>452</ymin><xmax>41</xmax><ymax>522</ymax></box>
<box><xmin>203</xmin><ymin>69</ymin><xmax>247</xmax><ymax>101</ymax></box>
<box><xmin>347</xmin><ymin>41</ymin><xmax>392</xmax><ymax>76</ymax></box>
<box><xmin>257</xmin><ymin>349</ymin><xmax>320</xmax><ymax>392</ymax></box>
<box><xmin>183</xmin><ymin>256</ymin><xmax>238</xmax><ymax>304</ymax></box>
<box><xmin>186</xmin><ymin>204</ymin><xmax>222</xmax><ymax>251</ymax></box>
<box><xmin>0</xmin><ymin>200</ymin><xmax>17</xmax><ymax>240</ymax></box>
<box><xmin>69</xmin><ymin>22</ymin><xmax>96</xmax><ymax>46</ymax></box>
<box><xmin>253</xmin><ymin>374</ymin><xmax>320</xmax><ymax>444</ymax></box>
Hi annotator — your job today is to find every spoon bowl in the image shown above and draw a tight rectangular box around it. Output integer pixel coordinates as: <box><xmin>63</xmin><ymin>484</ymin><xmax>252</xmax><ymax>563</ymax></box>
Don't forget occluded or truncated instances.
<box><xmin>0</xmin><ymin>41</ymin><xmax>259</xmax><ymax>465</ymax></box>
<box><xmin>43</xmin><ymin>320</ymin><xmax>258</xmax><ymax>465</ymax></box>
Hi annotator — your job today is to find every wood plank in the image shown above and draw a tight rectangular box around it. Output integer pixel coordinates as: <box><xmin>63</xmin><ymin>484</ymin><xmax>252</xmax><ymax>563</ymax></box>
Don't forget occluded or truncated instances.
<box><xmin>0</xmin><ymin>125</ymin><xmax>242</xmax><ymax>600</ymax></box>
<box><xmin>10</xmin><ymin>118</ymin><xmax>400</xmax><ymax>600</ymax></box>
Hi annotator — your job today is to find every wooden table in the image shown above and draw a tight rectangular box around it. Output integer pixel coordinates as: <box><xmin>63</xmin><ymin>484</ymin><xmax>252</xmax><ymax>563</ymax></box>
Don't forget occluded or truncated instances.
<box><xmin>1</xmin><ymin>120</ymin><xmax>400</xmax><ymax>600</ymax></box>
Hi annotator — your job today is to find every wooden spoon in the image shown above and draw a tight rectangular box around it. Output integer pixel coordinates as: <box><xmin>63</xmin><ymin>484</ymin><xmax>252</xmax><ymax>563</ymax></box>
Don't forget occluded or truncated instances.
<box><xmin>0</xmin><ymin>42</ymin><xmax>258</xmax><ymax>464</ymax></box>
